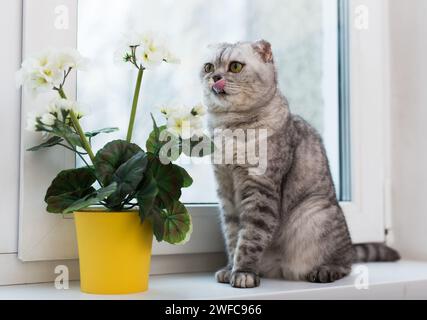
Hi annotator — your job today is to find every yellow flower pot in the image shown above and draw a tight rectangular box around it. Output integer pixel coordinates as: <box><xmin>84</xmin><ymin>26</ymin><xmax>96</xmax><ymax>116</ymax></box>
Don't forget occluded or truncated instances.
<box><xmin>74</xmin><ymin>211</ymin><xmax>153</xmax><ymax>295</ymax></box>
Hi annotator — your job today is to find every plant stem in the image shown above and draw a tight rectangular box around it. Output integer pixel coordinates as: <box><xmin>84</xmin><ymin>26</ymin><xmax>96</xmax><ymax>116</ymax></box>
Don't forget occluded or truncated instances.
<box><xmin>126</xmin><ymin>67</ymin><xmax>144</xmax><ymax>142</ymax></box>
<box><xmin>57</xmin><ymin>87</ymin><xmax>96</xmax><ymax>164</ymax></box>
<box><xmin>69</xmin><ymin>111</ymin><xmax>96</xmax><ymax>163</ymax></box>
<box><xmin>59</xmin><ymin>143</ymin><xmax>91</xmax><ymax>168</ymax></box>
<box><xmin>58</xmin><ymin>143</ymin><xmax>88</xmax><ymax>155</ymax></box>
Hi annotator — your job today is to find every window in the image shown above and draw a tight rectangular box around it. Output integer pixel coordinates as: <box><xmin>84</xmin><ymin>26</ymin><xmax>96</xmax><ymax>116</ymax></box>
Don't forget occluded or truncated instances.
<box><xmin>77</xmin><ymin>0</ymin><xmax>343</xmax><ymax>203</ymax></box>
<box><xmin>16</xmin><ymin>0</ymin><xmax>390</xmax><ymax>269</ymax></box>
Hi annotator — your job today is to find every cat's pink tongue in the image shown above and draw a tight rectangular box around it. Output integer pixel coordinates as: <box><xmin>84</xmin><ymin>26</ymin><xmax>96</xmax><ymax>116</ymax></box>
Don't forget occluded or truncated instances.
<box><xmin>212</xmin><ymin>79</ymin><xmax>226</xmax><ymax>93</ymax></box>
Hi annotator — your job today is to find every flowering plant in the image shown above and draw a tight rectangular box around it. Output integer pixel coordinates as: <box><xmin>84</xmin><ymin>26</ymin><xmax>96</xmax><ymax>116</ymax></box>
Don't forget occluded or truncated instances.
<box><xmin>18</xmin><ymin>33</ymin><xmax>212</xmax><ymax>244</ymax></box>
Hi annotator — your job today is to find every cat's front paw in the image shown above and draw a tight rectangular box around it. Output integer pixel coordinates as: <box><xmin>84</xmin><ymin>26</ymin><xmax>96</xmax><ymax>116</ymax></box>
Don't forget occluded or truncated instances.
<box><xmin>215</xmin><ymin>267</ymin><xmax>232</xmax><ymax>284</ymax></box>
<box><xmin>230</xmin><ymin>271</ymin><xmax>260</xmax><ymax>289</ymax></box>
<box><xmin>306</xmin><ymin>265</ymin><xmax>349</xmax><ymax>283</ymax></box>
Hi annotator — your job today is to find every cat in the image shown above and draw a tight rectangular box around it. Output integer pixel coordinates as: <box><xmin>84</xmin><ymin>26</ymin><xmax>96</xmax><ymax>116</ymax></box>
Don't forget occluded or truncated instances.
<box><xmin>200</xmin><ymin>40</ymin><xmax>400</xmax><ymax>289</ymax></box>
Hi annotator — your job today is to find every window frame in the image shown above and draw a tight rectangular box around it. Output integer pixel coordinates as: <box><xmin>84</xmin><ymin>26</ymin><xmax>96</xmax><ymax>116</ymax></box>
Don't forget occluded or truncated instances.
<box><xmin>6</xmin><ymin>0</ymin><xmax>392</xmax><ymax>284</ymax></box>
<box><xmin>341</xmin><ymin>0</ymin><xmax>392</xmax><ymax>243</ymax></box>
<box><xmin>0</xmin><ymin>0</ymin><xmax>22</xmax><ymax>254</ymax></box>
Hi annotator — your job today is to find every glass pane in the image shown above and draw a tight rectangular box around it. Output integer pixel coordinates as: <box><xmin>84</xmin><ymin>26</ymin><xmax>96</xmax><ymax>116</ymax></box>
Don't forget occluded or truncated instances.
<box><xmin>77</xmin><ymin>0</ymin><xmax>343</xmax><ymax>203</ymax></box>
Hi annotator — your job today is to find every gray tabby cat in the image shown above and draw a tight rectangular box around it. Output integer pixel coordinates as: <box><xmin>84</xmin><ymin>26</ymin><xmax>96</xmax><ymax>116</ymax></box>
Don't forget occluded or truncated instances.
<box><xmin>200</xmin><ymin>40</ymin><xmax>400</xmax><ymax>289</ymax></box>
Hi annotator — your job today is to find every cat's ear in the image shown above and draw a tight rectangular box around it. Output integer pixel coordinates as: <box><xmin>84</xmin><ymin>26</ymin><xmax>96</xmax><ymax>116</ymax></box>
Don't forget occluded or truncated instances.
<box><xmin>252</xmin><ymin>40</ymin><xmax>274</xmax><ymax>63</ymax></box>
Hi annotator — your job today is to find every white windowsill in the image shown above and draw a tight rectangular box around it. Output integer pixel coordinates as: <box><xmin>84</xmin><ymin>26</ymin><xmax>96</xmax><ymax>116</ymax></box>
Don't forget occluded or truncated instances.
<box><xmin>1</xmin><ymin>261</ymin><xmax>426</xmax><ymax>300</ymax></box>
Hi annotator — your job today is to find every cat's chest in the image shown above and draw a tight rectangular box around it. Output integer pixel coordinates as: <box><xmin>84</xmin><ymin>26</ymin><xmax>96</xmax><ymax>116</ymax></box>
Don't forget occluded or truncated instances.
<box><xmin>210</xmin><ymin>131</ymin><xmax>270</xmax><ymax>170</ymax></box>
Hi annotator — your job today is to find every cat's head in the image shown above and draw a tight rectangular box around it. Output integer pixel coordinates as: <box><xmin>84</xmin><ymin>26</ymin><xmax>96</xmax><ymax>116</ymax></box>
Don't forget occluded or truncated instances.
<box><xmin>200</xmin><ymin>40</ymin><xmax>277</xmax><ymax>113</ymax></box>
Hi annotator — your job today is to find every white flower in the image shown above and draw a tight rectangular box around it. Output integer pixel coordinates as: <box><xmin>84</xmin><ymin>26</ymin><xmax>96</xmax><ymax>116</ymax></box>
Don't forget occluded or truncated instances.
<box><xmin>16</xmin><ymin>49</ymin><xmax>63</xmax><ymax>95</ymax></box>
<box><xmin>56</xmin><ymin>97</ymin><xmax>81</xmax><ymax>112</ymax></box>
<box><xmin>115</xmin><ymin>31</ymin><xmax>179</xmax><ymax>69</ymax></box>
<box><xmin>40</xmin><ymin>113</ymin><xmax>56</xmax><ymax>126</ymax></box>
<box><xmin>164</xmin><ymin>49</ymin><xmax>180</xmax><ymax>64</ymax></box>
<box><xmin>167</xmin><ymin>116</ymin><xmax>191</xmax><ymax>139</ymax></box>
<box><xmin>166</xmin><ymin>106</ymin><xmax>205</xmax><ymax>139</ymax></box>
<box><xmin>16</xmin><ymin>70</ymin><xmax>51</xmax><ymax>96</ymax></box>
<box><xmin>191</xmin><ymin>104</ymin><xmax>207</xmax><ymax>117</ymax></box>
<box><xmin>46</xmin><ymin>100</ymin><xmax>60</xmax><ymax>114</ymax></box>
<box><xmin>16</xmin><ymin>48</ymin><xmax>87</xmax><ymax>97</ymax></box>
<box><xmin>25</xmin><ymin>113</ymin><xmax>39</xmax><ymax>132</ymax></box>
<box><xmin>47</xmin><ymin>98</ymin><xmax>84</xmax><ymax>120</ymax></box>
<box><xmin>160</xmin><ymin>105</ymin><xmax>179</xmax><ymax>119</ymax></box>
<box><xmin>190</xmin><ymin>118</ymin><xmax>205</xmax><ymax>138</ymax></box>
<box><xmin>55</xmin><ymin>98</ymin><xmax>77</xmax><ymax>112</ymax></box>
<box><xmin>135</xmin><ymin>45</ymin><xmax>164</xmax><ymax>68</ymax></box>
<box><xmin>135</xmin><ymin>32</ymin><xmax>168</xmax><ymax>67</ymax></box>
<box><xmin>55</xmin><ymin>48</ymin><xmax>88</xmax><ymax>71</ymax></box>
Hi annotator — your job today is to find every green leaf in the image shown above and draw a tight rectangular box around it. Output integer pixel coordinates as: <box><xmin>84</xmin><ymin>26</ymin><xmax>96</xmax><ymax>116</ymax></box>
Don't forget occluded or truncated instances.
<box><xmin>161</xmin><ymin>201</ymin><xmax>192</xmax><ymax>244</ymax></box>
<box><xmin>52</xmin><ymin>121</ymin><xmax>83</xmax><ymax>148</ymax></box>
<box><xmin>146</xmin><ymin>125</ymin><xmax>166</xmax><ymax>154</ymax></box>
<box><xmin>27</xmin><ymin>136</ymin><xmax>64</xmax><ymax>152</ymax></box>
<box><xmin>94</xmin><ymin>140</ymin><xmax>142</xmax><ymax>186</ymax></box>
<box><xmin>146</xmin><ymin>114</ymin><xmax>181</xmax><ymax>162</ymax></box>
<box><xmin>46</xmin><ymin>189</ymin><xmax>94</xmax><ymax>213</ymax></box>
<box><xmin>63</xmin><ymin>183</ymin><xmax>118</xmax><ymax>214</ymax></box>
<box><xmin>151</xmin><ymin>113</ymin><xmax>160</xmax><ymax>137</ymax></box>
<box><xmin>106</xmin><ymin>151</ymin><xmax>148</xmax><ymax>208</ymax></box>
<box><xmin>148</xmin><ymin>129</ymin><xmax>181</xmax><ymax>163</ymax></box>
<box><xmin>159</xmin><ymin>133</ymin><xmax>181</xmax><ymax>163</ymax></box>
<box><xmin>147</xmin><ymin>155</ymin><xmax>183</xmax><ymax>208</ymax></box>
<box><xmin>85</xmin><ymin>127</ymin><xmax>119</xmax><ymax>138</ymax></box>
<box><xmin>45</xmin><ymin>167</ymin><xmax>96</xmax><ymax>202</ymax></box>
<box><xmin>44</xmin><ymin>167</ymin><xmax>97</xmax><ymax>213</ymax></box>
<box><xmin>181</xmin><ymin>134</ymin><xmax>215</xmax><ymax>158</ymax></box>
<box><xmin>175</xmin><ymin>165</ymin><xmax>193</xmax><ymax>188</ymax></box>
<box><xmin>148</xmin><ymin>209</ymin><xmax>165</xmax><ymax>242</ymax></box>
<box><xmin>136</xmin><ymin>171</ymin><xmax>159</xmax><ymax>221</ymax></box>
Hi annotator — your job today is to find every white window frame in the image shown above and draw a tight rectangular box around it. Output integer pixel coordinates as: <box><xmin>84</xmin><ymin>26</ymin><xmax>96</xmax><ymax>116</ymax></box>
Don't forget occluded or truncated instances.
<box><xmin>343</xmin><ymin>0</ymin><xmax>392</xmax><ymax>243</ymax></box>
<box><xmin>0</xmin><ymin>0</ymin><xmax>392</xmax><ymax>285</ymax></box>
<box><xmin>0</xmin><ymin>0</ymin><xmax>22</xmax><ymax>254</ymax></box>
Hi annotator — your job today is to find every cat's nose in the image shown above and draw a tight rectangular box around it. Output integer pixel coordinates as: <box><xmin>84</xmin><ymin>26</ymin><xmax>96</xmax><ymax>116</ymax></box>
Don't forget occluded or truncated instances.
<box><xmin>212</xmin><ymin>74</ymin><xmax>223</xmax><ymax>83</ymax></box>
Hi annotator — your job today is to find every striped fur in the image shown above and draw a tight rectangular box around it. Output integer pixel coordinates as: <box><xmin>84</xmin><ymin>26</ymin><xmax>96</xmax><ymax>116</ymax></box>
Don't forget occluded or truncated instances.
<box><xmin>353</xmin><ymin>243</ymin><xmax>401</xmax><ymax>263</ymax></box>
<box><xmin>201</xmin><ymin>40</ymin><xmax>400</xmax><ymax>289</ymax></box>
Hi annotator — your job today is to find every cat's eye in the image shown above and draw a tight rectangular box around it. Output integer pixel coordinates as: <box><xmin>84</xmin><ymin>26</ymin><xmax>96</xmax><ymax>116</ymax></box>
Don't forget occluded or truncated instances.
<box><xmin>229</xmin><ymin>61</ymin><xmax>244</xmax><ymax>73</ymax></box>
<box><xmin>204</xmin><ymin>63</ymin><xmax>215</xmax><ymax>73</ymax></box>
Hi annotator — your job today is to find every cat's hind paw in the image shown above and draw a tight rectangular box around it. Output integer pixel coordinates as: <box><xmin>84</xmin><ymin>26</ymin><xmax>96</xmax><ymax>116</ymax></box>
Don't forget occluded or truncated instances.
<box><xmin>215</xmin><ymin>267</ymin><xmax>232</xmax><ymax>284</ymax></box>
<box><xmin>230</xmin><ymin>271</ymin><xmax>260</xmax><ymax>288</ymax></box>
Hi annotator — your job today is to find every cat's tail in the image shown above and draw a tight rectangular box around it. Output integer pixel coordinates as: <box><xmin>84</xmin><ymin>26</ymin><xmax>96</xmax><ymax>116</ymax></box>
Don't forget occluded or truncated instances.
<box><xmin>352</xmin><ymin>243</ymin><xmax>401</xmax><ymax>263</ymax></box>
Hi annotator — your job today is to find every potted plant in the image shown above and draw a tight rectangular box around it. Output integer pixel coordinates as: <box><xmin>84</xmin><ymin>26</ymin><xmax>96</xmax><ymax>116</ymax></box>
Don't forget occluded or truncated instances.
<box><xmin>17</xmin><ymin>32</ymin><xmax>213</xmax><ymax>294</ymax></box>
